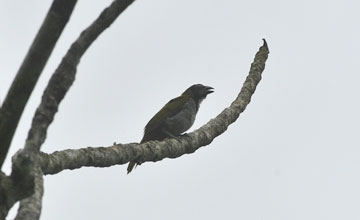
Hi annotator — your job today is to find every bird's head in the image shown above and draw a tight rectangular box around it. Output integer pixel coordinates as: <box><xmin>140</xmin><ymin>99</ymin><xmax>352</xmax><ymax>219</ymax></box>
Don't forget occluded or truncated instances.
<box><xmin>182</xmin><ymin>84</ymin><xmax>214</xmax><ymax>103</ymax></box>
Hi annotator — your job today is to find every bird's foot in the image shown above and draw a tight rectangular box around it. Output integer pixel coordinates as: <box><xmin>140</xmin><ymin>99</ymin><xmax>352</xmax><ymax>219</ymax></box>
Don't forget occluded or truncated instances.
<box><xmin>180</xmin><ymin>133</ymin><xmax>190</xmax><ymax>138</ymax></box>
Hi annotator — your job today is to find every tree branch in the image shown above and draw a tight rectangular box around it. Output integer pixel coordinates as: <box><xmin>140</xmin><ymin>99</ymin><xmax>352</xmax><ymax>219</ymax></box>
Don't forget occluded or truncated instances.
<box><xmin>25</xmin><ymin>0</ymin><xmax>136</xmax><ymax>154</ymax></box>
<box><xmin>14</xmin><ymin>167</ymin><xmax>44</xmax><ymax>220</ymax></box>
<box><xmin>0</xmin><ymin>150</ymin><xmax>37</xmax><ymax>220</ymax></box>
<box><xmin>0</xmin><ymin>172</ymin><xmax>15</xmax><ymax>219</ymax></box>
<box><xmin>0</xmin><ymin>0</ymin><xmax>78</xmax><ymax>169</ymax></box>
<box><xmin>39</xmin><ymin>39</ymin><xmax>269</xmax><ymax>175</ymax></box>
<box><xmin>6</xmin><ymin>0</ymin><xmax>136</xmax><ymax>219</ymax></box>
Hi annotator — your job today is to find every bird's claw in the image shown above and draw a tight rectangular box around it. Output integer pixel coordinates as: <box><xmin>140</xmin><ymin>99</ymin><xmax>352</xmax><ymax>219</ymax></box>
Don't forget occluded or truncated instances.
<box><xmin>180</xmin><ymin>133</ymin><xmax>190</xmax><ymax>138</ymax></box>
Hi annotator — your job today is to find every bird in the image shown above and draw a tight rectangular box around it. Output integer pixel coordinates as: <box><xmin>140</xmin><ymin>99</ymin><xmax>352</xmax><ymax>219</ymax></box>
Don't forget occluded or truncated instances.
<box><xmin>127</xmin><ymin>84</ymin><xmax>214</xmax><ymax>174</ymax></box>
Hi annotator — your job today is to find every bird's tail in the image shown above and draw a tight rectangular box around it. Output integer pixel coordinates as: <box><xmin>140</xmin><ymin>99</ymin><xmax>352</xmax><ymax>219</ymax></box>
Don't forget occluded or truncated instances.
<box><xmin>127</xmin><ymin>162</ymin><xmax>136</xmax><ymax>174</ymax></box>
<box><xmin>128</xmin><ymin>139</ymin><xmax>146</xmax><ymax>174</ymax></box>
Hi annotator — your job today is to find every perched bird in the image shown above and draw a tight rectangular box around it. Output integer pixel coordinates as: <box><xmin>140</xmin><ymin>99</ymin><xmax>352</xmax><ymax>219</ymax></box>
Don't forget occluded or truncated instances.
<box><xmin>127</xmin><ymin>84</ymin><xmax>214</xmax><ymax>173</ymax></box>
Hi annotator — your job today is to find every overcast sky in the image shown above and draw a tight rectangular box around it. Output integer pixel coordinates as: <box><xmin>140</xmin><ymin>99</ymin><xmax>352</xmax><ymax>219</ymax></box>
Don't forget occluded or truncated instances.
<box><xmin>1</xmin><ymin>0</ymin><xmax>360</xmax><ymax>219</ymax></box>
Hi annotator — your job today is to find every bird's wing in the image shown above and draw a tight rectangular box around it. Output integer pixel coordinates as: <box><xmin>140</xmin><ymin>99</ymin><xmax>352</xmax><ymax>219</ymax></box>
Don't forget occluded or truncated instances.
<box><xmin>143</xmin><ymin>95</ymin><xmax>189</xmax><ymax>135</ymax></box>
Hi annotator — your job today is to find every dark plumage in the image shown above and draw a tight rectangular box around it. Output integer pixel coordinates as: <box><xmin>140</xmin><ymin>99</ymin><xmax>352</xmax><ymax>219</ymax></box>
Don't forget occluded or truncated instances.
<box><xmin>127</xmin><ymin>84</ymin><xmax>214</xmax><ymax>173</ymax></box>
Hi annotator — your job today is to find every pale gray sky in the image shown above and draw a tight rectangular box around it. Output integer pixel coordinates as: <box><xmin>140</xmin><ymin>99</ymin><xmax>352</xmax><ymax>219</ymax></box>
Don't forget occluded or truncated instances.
<box><xmin>1</xmin><ymin>0</ymin><xmax>360</xmax><ymax>219</ymax></box>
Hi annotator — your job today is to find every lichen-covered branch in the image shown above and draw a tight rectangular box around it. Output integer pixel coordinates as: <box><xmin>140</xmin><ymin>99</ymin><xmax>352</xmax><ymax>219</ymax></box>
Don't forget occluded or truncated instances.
<box><xmin>39</xmin><ymin>40</ymin><xmax>269</xmax><ymax>175</ymax></box>
<box><xmin>0</xmin><ymin>151</ymin><xmax>37</xmax><ymax>220</ymax></box>
<box><xmin>25</xmin><ymin>0</ymin><xmax>136</xmax><ymax>154</ymax></box>
<box><xmin>5</xmin><ymin>0</ymin><xmax>136</xmax><ymax>219</ymax></box>
<box><xmin>14</xmin><ymin>167</ymin><xmax>44</xmax><ymax>220</ymax></box>
<box><xmin>0</xmin><ymin>0</ymin><xmax>78</xmax><ymax>169</ymax></box>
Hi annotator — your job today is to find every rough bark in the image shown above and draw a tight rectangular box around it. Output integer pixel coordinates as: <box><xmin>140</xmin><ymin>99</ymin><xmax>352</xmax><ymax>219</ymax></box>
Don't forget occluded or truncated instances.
<box><xmin>39</xmin><ymin>40</ymin><xmax>269</xmax><ymax>175</ymax></box>
<box><xmin>0</xmin><ymin>149</ymin><xmax>37</xmax><ymax>219</ymax></box>
<box><xmin>25</xmin><ymin>0</ymin><xmax>136</xmax><ymax>154</ymax></box>
<box><xmin>5</xmin><ymin>0</ymin><xmax>136</xmax><ymax>219</ymax></box>
<box><xmin>14</xmin><ymin>167</ymin><xmax>44</xmax><ymax>220</ymax></box>
<box><xmin>0</xmin><ymin>0</ymin><xmax>78</xmax><ymax>169</ymax></box>
<box><xmin>0</xmin><ymin>173</ymin><xmax>15</xmax><ymax>219</ymax></box>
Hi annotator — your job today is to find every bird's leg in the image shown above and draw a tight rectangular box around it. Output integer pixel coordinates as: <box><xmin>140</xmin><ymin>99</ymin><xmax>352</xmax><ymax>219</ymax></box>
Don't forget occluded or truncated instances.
<box><xmin>180</xmin><ymin>133</ymin><xmax>190</xmax><ymax>138</ymax></box>
<box><xmin>161</xmin><ymin>128</ymin><xmax>181</xmax><ymax>142</ymax></box>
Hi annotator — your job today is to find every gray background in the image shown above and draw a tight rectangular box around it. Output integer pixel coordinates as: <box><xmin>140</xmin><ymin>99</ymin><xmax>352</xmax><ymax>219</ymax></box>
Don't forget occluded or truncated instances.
<box><xmin>1</xmin><ymin>0</ymin><xmax>359</xmax><ymax>219</ymax></box>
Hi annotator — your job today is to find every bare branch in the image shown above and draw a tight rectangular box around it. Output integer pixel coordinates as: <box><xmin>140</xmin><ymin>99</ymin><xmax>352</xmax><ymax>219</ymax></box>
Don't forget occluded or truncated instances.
<box><xmin>0</xmin><ymin>0</ymin><xmax>77</xmax><ymax>169</ymax></box>
<box><xmin>7</xmin><ymin>1</ymin><xmax>136</xmax><ymax>219</ymax></box>
<box><xmin>25</xmin><ymin>0</ymin><xmax>136</xmax><ymax>154</ymax></box>
<box><xmin>0</xmin><ymin>172</ymin><xmax>15</xmax><ymax>219</ymax></box>
<box><xmin>14</xmin><ymin>166</ymin><xmax>44</xmax><ymax>220</ymax></box>
<box><xmin>0</xmin><ymin>149</ymin><xmax>37</xmax><ymax>219</ymax></box>
<box><xmin>40</xmin><ymin>40</ymin><xmax>269</xmax><ymax>175</ymax></box>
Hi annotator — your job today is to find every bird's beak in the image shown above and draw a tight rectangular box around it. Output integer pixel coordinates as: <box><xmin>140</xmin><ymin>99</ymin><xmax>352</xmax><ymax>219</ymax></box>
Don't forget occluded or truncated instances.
<box><xmin>204</xmin><ymin>86</ymin><xmax>214</xmax><ymax>94</ymax></box>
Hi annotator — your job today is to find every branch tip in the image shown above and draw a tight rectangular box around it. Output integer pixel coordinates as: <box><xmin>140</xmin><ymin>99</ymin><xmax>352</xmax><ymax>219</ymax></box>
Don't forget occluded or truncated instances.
<box><xmin>261</xmin><ymin>39</ymin><xmax>269</xmax><ymax>51</ymax></box>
